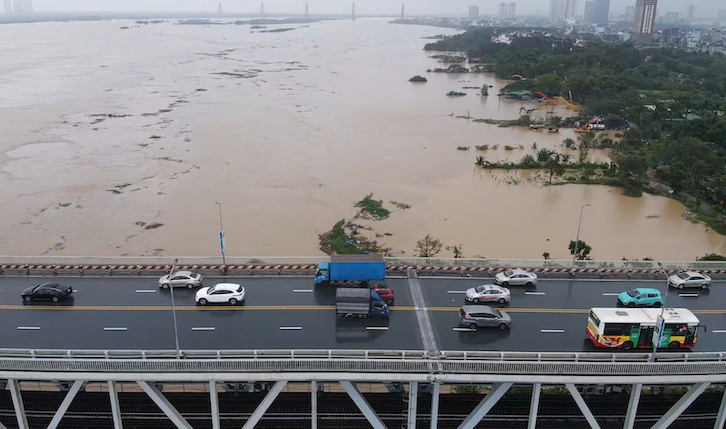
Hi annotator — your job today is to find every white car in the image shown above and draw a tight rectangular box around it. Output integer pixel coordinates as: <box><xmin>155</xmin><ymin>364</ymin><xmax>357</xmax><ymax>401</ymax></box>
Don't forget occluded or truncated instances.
<box><xmin>159</xmin><ymin>271</ymin><xmax>203</xmax><ymax>289</ymax></box>
<box><xmin>668</xmin><ymin>271</ymin><xmax>711</xmax><ymax>289</ymax></box>
<box><xmin>195</xmin><ymin>283</ymin><xmax>245</xmax><ymax>305</ymax></box>
<box><xmin>465</xmin><ymin>284</ymin><xmax>510</xmax><ymax>304</ymax></box>
<box><xmin>494</xmin><ymin>269</ymin><xmax>537</xmax><ymax>286</ymax></box>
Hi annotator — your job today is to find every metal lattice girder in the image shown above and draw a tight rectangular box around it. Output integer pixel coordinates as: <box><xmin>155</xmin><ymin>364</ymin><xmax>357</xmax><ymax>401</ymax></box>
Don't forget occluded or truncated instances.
<box><xmin>408</xmin><ymin>381</ymin><xmax>418</xmax><ymax>429</ymax></box>
<box><xmin>210</xmin><ymin>381</ymin><xmax>220</xmax><ymax>429</ymax></box>
<box><xmin>108</xmin><ymin>381</ymin><xmax>123</xmax><ymax>429</ymax></box>
<box><xmin>430</xmin><ymin>382</ymin><xmax>440</xmax><ymax>429</ymax></box>
<box><xmin>528</xmin><ymin>383</ymin><xmax>541</xmax><ymax>429</ymax></box>
<box><xmin>714</xmin><ymin>386</ymin><xmax>726</xmax><ymax>429</ymax></box>
<box><xmin>623</xmin><ymin>384</ymin><xmax>642</xmax><ymax>429</ymax></box>
<box><xmin>565</xmin><ymin>384</ymin><xmax>602</xmax><ymax>429</ymax></box>
<box><xmin>340</xmin><ymin>381</ymin><xmax>387</xmax><ymax>429</ymax></box>
<box><xmin>8</xmin><ymin>380</ymin><xmax>28</xmax><ymax>429</ymax></box>
<box><xmin>242</xmin><ymin>381</ymin><xmax>287</xmax><ymax>429</ymax></box>
<box><xmin>456</xmin><ymin>383</ymin><xmax>514</xmax><ymax>429</ymax></box>
<box><xmin>650</xmin><ymin>383</ymin><xmax>710</xmax><ymax>429</ymax></box>
<box><xmin>47</xmin><ymin>380</ymin><xmax>83</xmax><ymax>429</ymax></box>
<box><xmin>137</xmin><ymin>381</ymin><xmax>193</xmax><ymax>429</ymax></box>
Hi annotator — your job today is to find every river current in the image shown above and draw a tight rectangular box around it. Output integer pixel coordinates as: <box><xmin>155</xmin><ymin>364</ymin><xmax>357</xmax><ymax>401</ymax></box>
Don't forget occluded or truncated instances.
<box><xmin>0</xmin><ymin>18</ymin><xmax>724</xmax><ymax>260</ymax></box>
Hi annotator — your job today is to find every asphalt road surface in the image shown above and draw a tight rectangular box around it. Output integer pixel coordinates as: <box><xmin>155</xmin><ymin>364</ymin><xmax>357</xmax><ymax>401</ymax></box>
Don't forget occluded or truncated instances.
<box><xmin>0</xmin><ymin>275</ymin><xmax>724</xmax><ymax>352</ymax></box>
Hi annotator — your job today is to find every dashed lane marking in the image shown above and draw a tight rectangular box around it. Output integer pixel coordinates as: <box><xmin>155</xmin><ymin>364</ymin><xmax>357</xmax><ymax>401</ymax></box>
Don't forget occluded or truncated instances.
<box><xmin>293</xmin><ymin>289</ymin><xmax>313</xmax><ymax>293</ymax></box>
<box><xmin>365</xmin><ymin>326</ymin><xmax>389</xmax><ymax>331</ymax></box>
<box><xmin>17</xmin><ymin>326</ymin><xmax>39</xmax><ymax>330</ymax></box>
<box><xmin>678</xmin><ymin>293</ymin><xmax>700</xmax><ymax>297</ymax></box>
<box><xmin>280</xmin><ymin>326</ymin><xmax>302</xmax><ymax>331</ymax></box>
<box><xmin>541</xmin><ymin>329</ymin><xmax>565</xmax><ymax>333</ymax></box>
<box><xmin>602</xmin><ymin>293</ymin><xmax>620</xmax><ymax>296</ymax></box>
<box><xmin>191</xmin><ymin>327</ymin><xmax>215</xmax><ymax>331</ymax></box>
<box><xmin>103</xmin><ymin>327</ymin><xmax>127</xmax><ymax>331</ymax></box>
<box><xmin>525</xmin><ymin>292</ymin><xmax>545</xmax><ymax>295</ymax></box>
<box><xmin>447</xmin><ymin>291</ymin><xmax>467</xmax><ymax>294</ymax></box>
<box><xmin>135</xmin><ymin>289</ymin><xmax>157</xmax><ymax>293</ymax></box>
<box><xmin>453</xmin><ymin>327</ymin><xmax>476</xmax><ymax>332</ymax></box>
<box><xmin>712</xmin><ymin>330</ymin><xmax>726</xmax><ymax>333</ymax></box>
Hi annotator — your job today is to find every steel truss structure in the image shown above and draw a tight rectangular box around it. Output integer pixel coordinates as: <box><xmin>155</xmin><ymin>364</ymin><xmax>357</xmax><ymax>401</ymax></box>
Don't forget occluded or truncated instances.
<box><xmin>1</xmin><ymin>349</ymin><xmax>726</xmax><ymax>428</ymax></box>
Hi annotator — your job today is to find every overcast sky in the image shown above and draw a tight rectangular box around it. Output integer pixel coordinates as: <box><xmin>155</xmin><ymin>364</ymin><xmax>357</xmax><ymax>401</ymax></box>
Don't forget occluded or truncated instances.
<box><xmin>31</xmin><ymin>0</ymin><xmax>723</xmax><ymax>17</ymax></box>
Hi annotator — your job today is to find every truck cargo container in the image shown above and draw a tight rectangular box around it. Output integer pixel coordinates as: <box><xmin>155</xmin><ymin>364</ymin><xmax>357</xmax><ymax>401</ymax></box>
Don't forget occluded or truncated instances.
<box><xmin>336</xmin><ymin>288</ymin><xmax>390</xmax><ymax>318</ymax></box>
<box><xmin>315</xmin><ymin>254</ymin><xmax>386</xmax><ymax>286</ymax></box>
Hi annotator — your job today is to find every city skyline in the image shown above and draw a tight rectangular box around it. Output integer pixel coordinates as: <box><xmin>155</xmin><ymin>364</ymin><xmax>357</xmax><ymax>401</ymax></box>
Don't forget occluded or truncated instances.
<box><xmin>13</xmin><ymin>0</ymin><xmax>721</xmax><ymax>17</ymax></box>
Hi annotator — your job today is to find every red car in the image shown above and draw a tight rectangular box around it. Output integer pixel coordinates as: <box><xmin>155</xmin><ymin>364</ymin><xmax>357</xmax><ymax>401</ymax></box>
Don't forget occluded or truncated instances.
<box><xmin>373</xmin><ymin>284</ymin><xmax>394</xmax><ymax>305</ymax></box>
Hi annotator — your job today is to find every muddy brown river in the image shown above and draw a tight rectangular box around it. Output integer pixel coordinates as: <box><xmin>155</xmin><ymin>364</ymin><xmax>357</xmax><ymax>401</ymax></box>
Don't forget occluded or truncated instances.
<box><xmin>0</xmin><ymin>18</ymin><xmax>724</xmax><ymax>260</ymax></box>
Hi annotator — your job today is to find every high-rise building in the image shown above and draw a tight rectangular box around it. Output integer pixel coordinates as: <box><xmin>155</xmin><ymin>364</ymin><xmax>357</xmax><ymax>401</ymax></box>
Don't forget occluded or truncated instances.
<box><xmin>498</xmin><ymin>3</ymin><xmax>507</xmax><ymax>19</ymax></box>
<box><xmin>468</xmin><ymin>5</ymin><xmax>479</xmax><ymax>20</ymax></box>
<box><xmin>633</xmin><ymin>0</ymin><xmax>657</xmax><ymax>35</ymax></box>
<box><xmin>590</xmin><ymin>0</ymin><xmax>609</xmax><ymax>23</ymax></box>
<box><xmin>507</xmin><ymin>2</ymin><xmax>516</xmax><ymax>18</ymax></box>
<box><xmin>663</xmin><ymin>11</ymin><xmax>679</xmax><ymax>23</ymax></box>
<box><xmin>3</xmin><ymin>0</ymin><xmax>12</xmax><ymax>14</ymax></box>
<box><xmin>564</xmin><ymin>0</ymin><xmax>578</xmax><ymax>20</ymax></box>
<box><xmin>686</xmin><ymin>5</ymin><xmax>695</xmax><ymax>21</ymax></box>
<box><xmin>584</xmin><ymin>1</ymin><xmax>595</xmax><ymax>22</ymax></box>
<box><xmin>625</xmin><ymin>6</ymin><xmax>635</xmax><ymax>22</ymax></box>
<box><xmin>550</xmin><ymin>0</ymin><xmax>564</xmax><ymax>21</ymax></box>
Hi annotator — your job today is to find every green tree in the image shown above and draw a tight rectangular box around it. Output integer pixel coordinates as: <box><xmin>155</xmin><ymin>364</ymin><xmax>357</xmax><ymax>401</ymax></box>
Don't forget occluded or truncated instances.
<box><xmin>416</xmin><ymin>234</ymin><xmax>443</xmax><ymax>257</ymax></box>
<box><xmin>569</xmin><ymin>240</ymin><xmax>592</xmax><ymax>260</ymax></box>
<box><xmin>533</xmin><ymin>74</ymin><xmax>563</xmax><ymax>96</ymax></box>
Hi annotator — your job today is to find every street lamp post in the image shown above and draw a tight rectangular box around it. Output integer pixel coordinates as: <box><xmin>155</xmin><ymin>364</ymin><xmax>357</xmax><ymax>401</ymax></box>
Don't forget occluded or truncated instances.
<box><xmin>215</xmin><ymin>202</ymin><xmax>226</xmax><ymax>266</ymax></box>
<box><xmin>168</xmin><ymin>258</ymin><xmax>181</xmax><ymax>358</ymax></box>
<box><xmin>652</xmin><ymin>262</ymin><xmax>671</xmax><ymax>361</ymax></box>
<box><xmin>572</xmin><ymin>204</ymin><xmax>591</xmax><ymax>263</ymax></box>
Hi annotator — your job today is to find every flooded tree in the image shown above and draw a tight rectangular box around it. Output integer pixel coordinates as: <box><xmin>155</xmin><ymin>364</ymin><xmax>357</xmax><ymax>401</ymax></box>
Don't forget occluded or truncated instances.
<box><xmin>569</xmin><ymin>240</ymin><xmax>592</xmax><ymax>260</ymax></box>
<box><xmin>416</xmin><ymin>234</ymin><xmax>443</xmax><ymax>257</ymax></box>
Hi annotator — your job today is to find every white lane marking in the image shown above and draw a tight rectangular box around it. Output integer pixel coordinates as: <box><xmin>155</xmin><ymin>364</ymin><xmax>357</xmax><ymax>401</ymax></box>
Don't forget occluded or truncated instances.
<box><xmin>453</xmin><ymin>327</ymin><xmax>476</xmax><ymax>332</ymax></box>
<box><xmin>280</xmin><ymin>326</ymin><xmax>302</xmax><ymax>330</ymax></box>
<box><xmin>447</xmin><ymin>291</ymin><xmax>467</xmax><ymax>294</ymax></box>
<box><xmin>712</xmin><ymin>330</ymin><xmax>726</xmax><ymax>333</ymax></box>
<box><xmin>678</xmin><ymin>293</ymin><xmax>700</xmax><ymax>297</ymax></box>
<box><xmin>602</xmin><ymin>293</ymin><xmax>621</xmax><ymax>296</ymax></box>
<box><xmin>192</xmin><ymin>327</ymin><xmax>215</xmax><ymax>331</ymax></box>
<box><xmin>293</xmin><ymin>289</ymin><xmax>313</xmax><ymax>293</ymax></box>
<box><xmin>104</xmin><ymin>327</ymin><xmax>128</xmax><ymax>331</ymax></box>
<box><xmin>17</xmin><ymin>326</ymin><xmax>40</xmax><ymax>330</ymax></box>
<box><xmin>136</xmin><ymin>289</ymin><xmax>157</xmax><ymax>293</ymax></box>
<box><xmin>366</xmin><ymin>326</ymin><xmax>389</xmax><ymax>331</ymax></box>
<box><xmin>72</xmin><ymin>289</ymin><xmax>78</xmax><ymax>293</ymax></box>
<box><xmin>541</xmin><ymin>329</ymin><xmax>565</xmax><ymax>333</ymax></box>
<box><xmin>525</xmin><ymin>291</ymin><xmax>545</xmax><ymax>295</ymax></box>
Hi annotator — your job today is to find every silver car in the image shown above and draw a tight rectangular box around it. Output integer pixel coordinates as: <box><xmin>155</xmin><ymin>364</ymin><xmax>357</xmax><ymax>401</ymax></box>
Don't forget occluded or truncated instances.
<box><xmin>465</xmin><ymin>284</ymin><xmax>510</xmax><ymax>304</ymax></box>
<box><xmin>158</xmin><ymin>271</ymin><xmax>203</xmax><ymax>289</ymax></box>
<box><xmin>459</xmin><ymin>305</ymin><xmax>511</xmax><ymax>330</ymax></box>
<box><xmin>494</xmin><ymin>269</ymin><xmax>537</xmax><ymax>286</ymax></box>
<box><xmin>668</xmin><ymin>271</ymin><xmax>711</xmax><ymax>289</ymax></box>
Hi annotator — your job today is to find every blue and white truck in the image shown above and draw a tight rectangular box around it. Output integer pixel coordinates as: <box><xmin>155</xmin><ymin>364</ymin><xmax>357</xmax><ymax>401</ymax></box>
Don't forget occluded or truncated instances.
<box><xmin>314</xmin><ymin>254</ymin><xmax>386</xmax><ymax>287</ymax></box>
<box><xmin>335</xmin><ymin>287</ymin><xmax>390</xmax><ymax>318</ymax></box>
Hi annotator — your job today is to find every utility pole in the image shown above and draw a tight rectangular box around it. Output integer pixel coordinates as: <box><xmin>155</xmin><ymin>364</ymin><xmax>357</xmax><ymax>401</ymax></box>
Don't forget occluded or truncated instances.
<box><xmin>572</xmin><ymin>204</ymin><xmax>590</xmax><ymax>263</ymax></box>
<box><xmin>215</xmin><ymin>202</ymin><xmax>226</xmax><ymax>266</ymax></box>
<box><xmin>168</xmin><ymin>258</ymin><xmax>181</xmax><ymax>358</ymax></box>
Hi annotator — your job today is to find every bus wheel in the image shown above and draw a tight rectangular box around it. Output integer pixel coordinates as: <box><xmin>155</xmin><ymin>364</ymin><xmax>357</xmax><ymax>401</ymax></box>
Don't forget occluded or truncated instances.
<box><xmin>668</xmin><ymin>341</ymin><xmax>681</xmax><ymax>349</ymax></box>
<box><xmin>622</xmin><ymin>341</ymin><xmax>634</xmax><ymax>350</ymax></box>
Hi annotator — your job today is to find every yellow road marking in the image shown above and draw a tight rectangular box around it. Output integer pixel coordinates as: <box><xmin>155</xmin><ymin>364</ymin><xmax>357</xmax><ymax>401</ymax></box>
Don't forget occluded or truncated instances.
<box><xmin>3</xmin><ymin>304</ymin><xmax>726</xmax><ymax>315</ymax></box>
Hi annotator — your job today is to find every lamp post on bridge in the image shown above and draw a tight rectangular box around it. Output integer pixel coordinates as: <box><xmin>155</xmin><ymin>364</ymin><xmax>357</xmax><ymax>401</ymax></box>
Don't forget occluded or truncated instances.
<box><xmin>168</xmin><ymin>258</ymin><xmax>181</xmax><ymax>358</ymax></box>
<box><xmin>652</xmin><ymin>262</ymin><xmax>671</xmax><ymax>361</ymax></box>
<box><xmin>572</xmin><ymin>204</ymin><xmax>591</xmax><ymax>263</ymax></box>
<box><xmin>215</xmin><ymin>202</ymin><xmax>226</xmax><ymax>266</ymax></box>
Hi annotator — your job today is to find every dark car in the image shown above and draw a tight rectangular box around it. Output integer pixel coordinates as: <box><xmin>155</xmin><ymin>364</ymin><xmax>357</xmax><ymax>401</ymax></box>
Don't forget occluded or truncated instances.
<box><xmin>21</xmin><ymin>282</ymin><xmax>73</xmax><ymax>303</ymax></box>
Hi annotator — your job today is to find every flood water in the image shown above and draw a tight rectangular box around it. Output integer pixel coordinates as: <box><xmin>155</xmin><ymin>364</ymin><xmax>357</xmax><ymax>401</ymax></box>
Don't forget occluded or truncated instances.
<box><xmin>0</xmin><ymin>18</ymin><xmax>724</xmax><ymax>260</ymax></box>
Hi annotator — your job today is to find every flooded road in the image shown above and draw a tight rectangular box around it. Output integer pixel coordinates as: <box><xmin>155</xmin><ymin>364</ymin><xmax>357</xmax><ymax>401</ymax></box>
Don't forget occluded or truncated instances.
<box><xmin>0</xmin><ymin>18</ymin><xmax>724</xmax><ymax>260</ymax></box>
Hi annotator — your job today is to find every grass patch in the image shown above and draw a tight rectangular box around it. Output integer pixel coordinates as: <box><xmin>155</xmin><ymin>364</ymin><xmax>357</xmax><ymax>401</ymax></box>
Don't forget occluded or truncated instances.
<box><xmin>355</xmin><ymin>194</ymin><xmax>390</xmax><ymax>220</ymax></box>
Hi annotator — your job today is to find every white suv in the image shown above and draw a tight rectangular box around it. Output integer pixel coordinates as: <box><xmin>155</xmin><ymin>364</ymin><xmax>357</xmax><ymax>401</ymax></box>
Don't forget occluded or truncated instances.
<box><xmin>195</xmin><ymin>283</ymin><xmax>245</xmax><ymax>305</ymax></box>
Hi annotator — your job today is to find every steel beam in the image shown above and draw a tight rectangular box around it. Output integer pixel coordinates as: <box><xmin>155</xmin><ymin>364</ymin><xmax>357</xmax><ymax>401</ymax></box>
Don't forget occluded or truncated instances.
<box><xmin>108</xmin><ymin>381</ymin><xmax>123</xmax><ymax>429</ymax></box>
<box><xmin>714</xmin><ymin>385</ymin><xmax>726</xmax><ymax>429</ymax></box>
<box><xmin>565</xmin><ymin>384</ymin><xmax>601</xmax><ymax>429</ymax></box>
<box><xmin>8</xmin><ymin>379</ymin><xmax>28</xmax><ymax>429</ymax></box>
<box><xmin>623</xmin><ymin>384</ymin><xmax>642</xmax><ymax>429</ymax></box>
<box><xmin>456</xmin><ymin>383</ymin><xmax>513</xmax><ymax>429</ymax></box>
<box><xmin>311</xmin><ymin>380</ymin><xmax>318</xmax><ymax>429</ymax></box>
<box><xmin>430</xmin><ymin>382</ymin><xmax>440</xmax><ymax>429</ymax></box>
<box><xmin>47</xmin><ymin>380</ymin><xmax>83</xmax><ymax>429</ymax></box>
<box><xmin>650</xmin><ymin>383</ymin><xmax>710</xmax><ymax>429</ymax></box>
<box><xmin>528</xmin><ymin>383</ymin><xmax>541</xmax><ymax>429</ymax></box>
<box><xmin>407</xmin><ymin>381</ymin><xmax>418</xmax><ymax>429</ymax></box>
<box><xmin>137</xmin><ymin>381</ymin><xmax>194</xmax><ymax>429</ymax></box>
<box><xmin>210</xmin><ymin>381</ymin><xmax>220</xmax><ymax>429</ymax></box>
<box><xmin>242</xmin><ymin>380</ymin><xmax>287</xmax><ymax>429</ymax></box>
<box><xmin>0</xmin><ymin>419</ymin><xmax>6</xmax><ymax>429</ymax></box>
<box><xmin>340</xmin><ymin>381</ymin><xmax>387</xmax><ymax>429</ymax></box>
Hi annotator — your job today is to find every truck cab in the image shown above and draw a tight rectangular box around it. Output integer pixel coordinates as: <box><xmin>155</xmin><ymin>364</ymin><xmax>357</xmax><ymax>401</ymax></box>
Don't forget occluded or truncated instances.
<box><xmin>369</xmin><ymin>290</ymin><xmax>390</xmax><ymax>318</ymax></box>
<box><xmin>315</xmin><ymin>261</ymin><xmax>330</xmax><ymax>286</ymax></box>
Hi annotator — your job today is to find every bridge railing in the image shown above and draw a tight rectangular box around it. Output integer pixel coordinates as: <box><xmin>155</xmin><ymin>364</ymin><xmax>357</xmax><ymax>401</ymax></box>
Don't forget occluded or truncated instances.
<box><xmin>1</xmin><ymin>349</ymin><xmax>726</xmax><ymax>376</ymax></box>
<box><xmin>1</xmin><ymin>256</ymin><xmax>726</xmax><ymax>275</ymax></box>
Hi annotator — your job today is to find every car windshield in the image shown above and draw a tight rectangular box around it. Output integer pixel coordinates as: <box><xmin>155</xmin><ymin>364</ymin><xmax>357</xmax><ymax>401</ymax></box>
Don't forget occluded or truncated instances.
<box><xmin>626</xmin><ymin>290</ymin><xmax>639</xmax><ymax>297</ymax></box>
<box><xmin>236</xmin><ymin>285</ymin><xmax>243</xmax><ymax>292</ymax></box>
<box><xmin>492</xmin><ymin>309</ymin><xmax>503</xmax><ymax>318</ymax></box>
<box><xmin>207</xmin><ymin>286</ymin><xmax>216</xmax><ymax>293</ymax></box>
<box><xmin>475</xmin><ymin>285</ymin><xmax>488</xmax><ymax>293</ymax></box>
<box><xmin>504</xmin><ymin>271</ymin><xmax>514</xmax><ymax>277</ymax></box>
<box><xmin>677</xmin><ymin>273</ymin><xmax>690</xmax><ymax>279</ymax></box>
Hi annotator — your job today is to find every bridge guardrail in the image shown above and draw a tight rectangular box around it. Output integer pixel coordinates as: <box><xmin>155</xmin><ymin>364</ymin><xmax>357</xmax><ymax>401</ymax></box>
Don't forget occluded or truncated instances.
<box><xmin>1</xmin><ymin>256</ymin><xmax>726</xmax><ymax>276</ymax></box>
<box><xmin>0</xmin><ymin>349</ymin><xmax>725</xmax><ymax>376</ymax></box>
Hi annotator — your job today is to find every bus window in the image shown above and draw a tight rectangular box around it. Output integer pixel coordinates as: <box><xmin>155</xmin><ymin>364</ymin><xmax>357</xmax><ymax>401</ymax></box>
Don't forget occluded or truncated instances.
<box><xmin>589</xmin><ymin>311</ymin><xmax>601</xmax><ymax>327</ymax></box>
<box><xmin>666</xmin><ymin>324</ymin><xmax>686</xmax><ymax>336</ymax></box>
<box><xmin>604</xmin><ymin>323</ymin><xmax>638</xmax><ymax>336</ymax></box>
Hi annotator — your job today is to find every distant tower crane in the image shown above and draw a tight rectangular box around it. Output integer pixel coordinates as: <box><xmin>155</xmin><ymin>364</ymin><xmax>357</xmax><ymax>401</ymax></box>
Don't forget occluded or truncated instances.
<box><xmin>401</xmin><ymin>3</ymin><xmax>405</xmax><ymax>19</ymax></box>
<box><xmin>217</xmin><ymin>2</ymin><xmax>223</xmax><ymax>15</ymax></box>
<box><xmin>260</xmin><ymin>2</ymin><xmax>265</xmax><ymax>19</ymax></box>
<box><xmin>305</xmin><ymin>2</ymin><xmax>309</xmax><ymax>17</ymax></box>
<box><xmin>352</xmin><ymin>3</ymin><xmax>356</xmax><ymax>21</ymax></box>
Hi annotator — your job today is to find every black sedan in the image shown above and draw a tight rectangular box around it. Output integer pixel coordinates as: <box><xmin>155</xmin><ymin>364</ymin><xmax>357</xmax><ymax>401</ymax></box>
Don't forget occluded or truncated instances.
<box><xmin>21</xmin><ymin>282</ymin><xmax>73</xmax><ymax>303</ymax></box>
